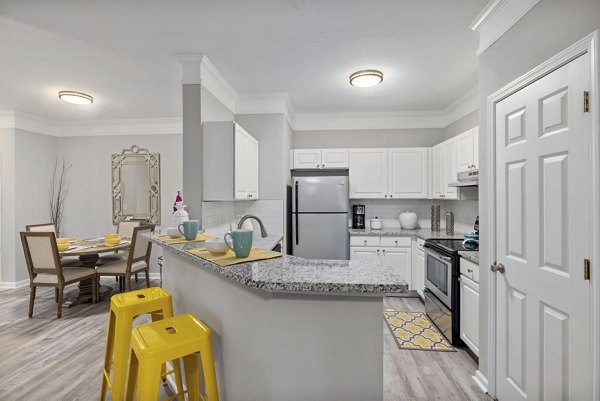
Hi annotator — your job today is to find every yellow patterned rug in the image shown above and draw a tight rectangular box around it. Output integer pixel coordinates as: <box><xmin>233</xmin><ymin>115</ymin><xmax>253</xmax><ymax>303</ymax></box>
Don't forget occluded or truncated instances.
<box><xmin>384</xmin><ymin>311</ymin><xmax>455</xmax><ymax>352</ymax></box>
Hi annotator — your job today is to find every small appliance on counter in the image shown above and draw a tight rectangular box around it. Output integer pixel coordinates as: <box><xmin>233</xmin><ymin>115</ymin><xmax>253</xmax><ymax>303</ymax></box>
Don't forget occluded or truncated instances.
<box><xmin>352</xmin><ymin>205</ymin><xmax>365</xmax><ymax>229</ymax></box>
<box><xmin>399</xmin><ymin>211</ymin><xmax>418</xmax><ymax>229</ymax></box>
<box><xmin>463</xmin><ymin>216</ymin><xmax>479</xmax><ymax>249</ymax></box>
<box><xmin>370</xmin><ymin>217</ymin><xmax>383</xmax><ymax>230</ymax></box>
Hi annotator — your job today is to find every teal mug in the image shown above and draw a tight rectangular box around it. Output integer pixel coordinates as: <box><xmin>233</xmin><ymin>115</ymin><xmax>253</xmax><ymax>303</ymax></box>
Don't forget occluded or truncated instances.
<box><xmin>224</xmin><ymin>229</ymin><xmax>253</xmax><ymax>258</ymax></box>
<box><xmin>178</xmin><ymin>220</ymin><xmax>199</xmax><ymax>241</ymax></box>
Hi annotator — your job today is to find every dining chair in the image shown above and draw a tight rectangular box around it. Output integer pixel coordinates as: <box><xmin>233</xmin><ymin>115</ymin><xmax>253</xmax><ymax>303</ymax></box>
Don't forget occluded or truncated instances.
<box><xmin>96</xmin><ymin>225</ymin><xmax>155</xmax><ymax>292</ymax></box>
<box><xmin>20</xmin><ymin>231</ymin><xmax>98</xmax><ymax>319</ymax></box>
<box><xmin>26</xmin><ymin>223</ymin><xmax>82</xmax><ymax>267</ymax></box>
<box><xmin>99</xmin><ymin>220</ymin><xmax>142</xmax><ymax>282</ymax></box>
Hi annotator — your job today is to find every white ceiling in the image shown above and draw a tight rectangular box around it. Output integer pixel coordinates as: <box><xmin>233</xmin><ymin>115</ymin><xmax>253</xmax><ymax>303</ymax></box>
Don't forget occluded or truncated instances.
<box><xmin>0</xmin><ymin>1</ymin><xmax>483</xmax><ymax>121</ymax></box>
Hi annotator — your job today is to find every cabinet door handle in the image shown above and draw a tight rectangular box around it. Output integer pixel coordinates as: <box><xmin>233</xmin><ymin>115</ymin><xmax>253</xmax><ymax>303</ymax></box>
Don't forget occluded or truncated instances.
<box><xmin>384</xmin><ymin>194</ymin><xmax>388</xmax><ymax>198</ymax></box>
<box><xmin>322</xmin><ymin>164</ymin><xmax>325</xmax><ymax>168</ymax></box>
<box><xmin>382</xmin><ymin>249</ymin><xmax>386</xmax><ymax>253</ymax></box>
<box><xmin>364</xmin><ymin>240</ymin><xmax>367</xmax><ymax>245</ymax></box>
<box><xmin>390</xmin><ymin>194</ymin><xmax>393</xmax><ymax>198</ymax></box>
<box><xmin>377</xmin><ymin>249</ymin><xmax>380</xmax><ymax>254</ymax></box>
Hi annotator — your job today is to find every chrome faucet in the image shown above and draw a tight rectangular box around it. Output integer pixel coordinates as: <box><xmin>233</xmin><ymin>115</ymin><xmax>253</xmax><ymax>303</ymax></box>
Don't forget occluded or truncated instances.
<box><xmin>237</xmin><ymin>214</ymin><xmax>269</xmax><ymax>238</ymax></box>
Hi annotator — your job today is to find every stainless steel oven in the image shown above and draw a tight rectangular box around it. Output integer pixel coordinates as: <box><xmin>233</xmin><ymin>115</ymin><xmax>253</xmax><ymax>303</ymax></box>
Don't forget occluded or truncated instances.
<box><xmin>424</xmin><ymin>246</ymin><xmax>453</xmax><ymax>309</ymax></box>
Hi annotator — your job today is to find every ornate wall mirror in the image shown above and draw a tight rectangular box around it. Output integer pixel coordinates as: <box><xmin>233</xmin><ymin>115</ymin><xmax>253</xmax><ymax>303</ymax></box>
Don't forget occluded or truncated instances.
<box><xmin>112</xmin><ymin>145</ymin><xmax>161</xmax><ymax>224</ymax></box>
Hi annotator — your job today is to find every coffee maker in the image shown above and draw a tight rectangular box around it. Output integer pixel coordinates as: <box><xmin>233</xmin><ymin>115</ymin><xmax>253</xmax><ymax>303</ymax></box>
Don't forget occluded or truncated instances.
<box><xmin>352</xmin><ymin>205</ymin><xmax>366</xmax><ymax>229</ymax></box>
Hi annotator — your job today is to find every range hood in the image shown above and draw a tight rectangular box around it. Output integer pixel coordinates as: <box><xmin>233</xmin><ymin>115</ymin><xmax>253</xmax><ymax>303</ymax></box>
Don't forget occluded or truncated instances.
<box><xmin>449</xmin><ymin>169</ymin><xmax>478</xmax><ymax>187</ymax></box>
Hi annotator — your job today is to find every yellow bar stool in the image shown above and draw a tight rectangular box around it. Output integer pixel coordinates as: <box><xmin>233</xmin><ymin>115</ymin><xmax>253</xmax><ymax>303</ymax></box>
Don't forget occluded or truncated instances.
<box><xmin>101</xmin><ymin>287</ymin><xmax>185</xmax><ymax>401</ymax></box>
<box><xmin>126</xmin><ymin>314</ymin><xmax>220</xmax><ymax>401</ymax></box>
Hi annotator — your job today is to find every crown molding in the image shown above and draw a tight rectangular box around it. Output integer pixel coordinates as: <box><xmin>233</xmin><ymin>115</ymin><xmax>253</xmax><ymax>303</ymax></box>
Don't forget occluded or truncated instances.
<box><xmin>443</xmin><ymin>86</ymin><xmax>479</xmax><ymax>126</ymax></box>
<box><xmin>176</xmin><ymin>53</ymin><xmax>203</xmax><ymax>85</ymax></box>
<box><xmin>235</xmin><ymin>92</ymin><xmax>296</xmax><ymax>127</ymax></box>
<box><xmin>471</xmin><ymin>0</ymin><xmax>540</xmax><ymax>55</ymax></box>
<box><xmin>0</xmin><ymin>110</ymin><xmax>182</xmax><ymax>137</ymax></box>
<box><xmin>200</xmin><ymin>56</ymin><xmax>237</xmax><ymax>114</ymax></box>
<box><xmin>294</xmin><ymin>111</ymin><xmax>446</xmax><ymax>131</ymax></box>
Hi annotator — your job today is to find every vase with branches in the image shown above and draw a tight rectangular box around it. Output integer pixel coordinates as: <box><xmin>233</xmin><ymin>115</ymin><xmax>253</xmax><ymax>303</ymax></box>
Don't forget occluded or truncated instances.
<box><xmin>49</xmin><ymin>159</ymin><xmax>71</xmax><ymax>236</ymax></box>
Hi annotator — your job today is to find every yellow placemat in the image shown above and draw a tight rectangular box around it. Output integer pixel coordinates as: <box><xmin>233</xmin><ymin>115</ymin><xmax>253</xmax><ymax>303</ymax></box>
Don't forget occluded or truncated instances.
<box><xmin>186</xmin><ymin>247</ymin><xmax>282</xmax><ymax>267</ymax></box>
<box><xmin>155</xmin><ymin>233</ymin><xmax>216</xmax><ymax>245</ymax></box>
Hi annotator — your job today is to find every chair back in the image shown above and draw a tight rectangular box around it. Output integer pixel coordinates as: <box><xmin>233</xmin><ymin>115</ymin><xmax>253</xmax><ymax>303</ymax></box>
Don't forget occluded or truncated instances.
<box><xmin>20</xmin><ymin>232</ymin><xmax>64</xmax><ymax>284</ymax></box>
<box><xmin>128</xmin><ymin>225</ymin><xmax>155</xmax><ymax>272</ymax></box>
<box><xmin>26</xmin><ymin>223</ymin><xmax>57</xmax><ymax>234</ymax></box>
<box><xmin>117</xmin><ymin>221</ymin><xmax>141</xmax><ymax>239</ymax></box>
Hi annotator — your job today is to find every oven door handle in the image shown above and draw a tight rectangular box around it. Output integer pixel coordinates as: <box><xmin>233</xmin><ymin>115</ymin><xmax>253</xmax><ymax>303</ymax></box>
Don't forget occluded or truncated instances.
<box><xmin>424</xmin><ymin>248</ymin><xmax>452</xmax><ymax>263</ymax></box>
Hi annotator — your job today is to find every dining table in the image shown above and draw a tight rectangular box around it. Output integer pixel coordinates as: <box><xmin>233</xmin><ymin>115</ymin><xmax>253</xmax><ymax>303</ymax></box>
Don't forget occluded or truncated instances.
<box><xmin>59</xmin><ymin>239</ymin><xmax>131</xmax><ymax>307</ymax></box>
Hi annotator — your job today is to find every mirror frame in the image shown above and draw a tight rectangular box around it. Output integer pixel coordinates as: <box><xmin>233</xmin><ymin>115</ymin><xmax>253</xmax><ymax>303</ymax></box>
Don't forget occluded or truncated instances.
<box><xmin>112</xmin><ymin>145</ymin><xmax>161</xmax><ymax>224</ymax></box>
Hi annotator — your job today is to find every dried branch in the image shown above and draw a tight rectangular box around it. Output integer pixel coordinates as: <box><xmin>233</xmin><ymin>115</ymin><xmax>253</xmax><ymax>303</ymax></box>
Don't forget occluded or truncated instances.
<box><xmin>49</xmin><ymin>159</ymin><xmax>71</xmax><ymax>236</ymax></box>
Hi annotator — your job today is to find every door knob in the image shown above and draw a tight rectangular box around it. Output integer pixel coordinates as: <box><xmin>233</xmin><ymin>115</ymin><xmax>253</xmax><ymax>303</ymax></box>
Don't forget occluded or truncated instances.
<box><xmin>490</xmin><ymin>262</ymin><xmax>505</xmax><ymax>274</ymax></box>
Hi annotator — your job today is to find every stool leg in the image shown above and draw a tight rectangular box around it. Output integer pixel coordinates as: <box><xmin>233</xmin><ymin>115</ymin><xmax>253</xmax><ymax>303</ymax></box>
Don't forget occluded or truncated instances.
<box><xmin>125</xmin><ymin>350</ymin><xmax>139</xmax><ymax>401</ymax></box>
<box><xmin>183</xmin><ymin>354</ymin><xmax>201</xmax><ymax>401</ymax></box>
<box><xmin>111</xmin><ymin>313</ymin><xmax>134</xmax><ymax>401</ymax></box>
<box><xmin>171</xmin><ymin>358</ymin><xmax>186</xmax><ymax>401</ymax></box>
<box><xmin>100</xmin><ymin>311</ymin><xmax>116</xmax><ymax>401</ymax></box>
<box><xmin>199</xmin><ymin>335</ymin><xmax>219</xmax><ymax>401</ymax></box>
<box><xmin>136</xmin><ymin>358</ymin><xmax>162</xmax><ymax>401</ymax></box>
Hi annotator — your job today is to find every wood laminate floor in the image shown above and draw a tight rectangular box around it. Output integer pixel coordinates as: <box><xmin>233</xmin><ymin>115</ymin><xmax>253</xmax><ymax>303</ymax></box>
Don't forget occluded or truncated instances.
<box><xmin>0</xmin><ymin>281</ymin><xmax>490</xmax><ymax>400</ymax></box>
<box><xmin>384</xmin><ymin>296</ymin><xmax>491</xmax><ymax>401</ymax></box>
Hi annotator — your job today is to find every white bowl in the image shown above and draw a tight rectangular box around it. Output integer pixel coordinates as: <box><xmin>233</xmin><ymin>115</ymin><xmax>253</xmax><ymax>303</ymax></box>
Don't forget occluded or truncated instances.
<box><xmin>370</xmin><ymin>219</ymin><xmax>383</xmax><ymax>230</ymax></box>
<box><xmin>206</xmin><ymin>239</ymin><xmax>229</xmax><ymax>255</ymax></box>
<box><xmin>166</xmin><ymin>227</ymin><xmax>182</xmax><ymax>238</ymax></box>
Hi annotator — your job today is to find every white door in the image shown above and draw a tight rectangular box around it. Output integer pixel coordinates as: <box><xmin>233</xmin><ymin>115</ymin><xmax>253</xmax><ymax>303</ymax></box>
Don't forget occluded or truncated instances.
<box><xmin>459</xmin><ymin>274</ymin><xmax>479</xmax><ymax>356</ymax></box>
<box><xmin>247</xmin><ymin>136</ymin><xmax>259</xmax><ymax>199</ymax></box>
<box><xmin>432</xmin><ymin>144</ymin><xmax>444</xmax><ymax>199</ymax></box>
<box><xmin>456</xmin><ymin>129</ymin><xmax>475</xmax><ymax>172</ymax></box>
<box><xmin>381</xmin><ymin>247</ymin><xmax>411</xmax><ymax>288</ymax></box>
<box><xmin>495</xmin><ymin>54</ymin><xmax>591</xmax><ymax>401</ymax></box>
<box><xmin>350</xmin><ymin>246</ymin><xmax>380</xmax><ymax>262</ymax></box>
<box><xmin>388</xmin><ymin>148</ymin><xmax>429</xmax><ymax>199</ymax></box>
<box><xmin>321</xmin><ymin>149</ymin><xmax>349</xmax><ymax>169</ymax></box>
<box><xmin>234</xmin><ymin>126</ymin><xmax>250</xmax><ymax>199</ymax></box>
<box><xmin>349</xmin><ymin>149</ymin><xmax>388</xmax><ymax>199</ymax></box>
<box><xmin>443</xmin><ymin>139</ymin><xmax>458</xmax><ymax>199</ymax></box>
<box><xmin>293</xmin><ymin>149</ymin><xmax>321</xmax><ymax>169</ymax></box>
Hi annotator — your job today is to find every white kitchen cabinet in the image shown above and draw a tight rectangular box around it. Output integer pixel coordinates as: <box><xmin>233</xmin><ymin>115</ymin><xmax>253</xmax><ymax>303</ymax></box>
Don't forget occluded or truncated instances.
<box><xmin>292</xmin><ymin>149</ymin><xmax>321</xmax><ymax>169</ymax></box>
<box><xmin>411</xmin><ymin>238</ymin><xmax>426</xmax><ymax>299</ymax></box>
<box><xmin>350</xmin><ymin>246</ymin><xmax>380</xmax><ymax>262</ymax></box>
<box><xmin>388</xmin><ymin>148</ymin><xmax>430</xmax><ymax>199</ymax></box>
<box><xmin>443</xmin><ymin>139</ymin><xmax>458</xmax><ymax>199</ymax></box>
<box><xmin>203</xmin><ymin>121</ymin><xmax>259</xmax><ymax>201</ymax></box>
<box><xmin>381</xmin><ymin>247</ymin><xmax>411</xmax><ymax>286</ymax></box>
<box><xmin>321</xmin><ymin>149</ymin><xmax>349</xmax><ymax>169</ymax></box>
<box><xmin>349</xmin><ymin>149</ymin><xmax>388</xmax><ymax>199</ymax></box>
<box><xmin>291</xmin><ymin>149</ymin><xmax>349</xmax><ymax>169</ymax></box>
<box><xmin>432</xmin><ymin>144</ymin><xmax>444</xmax><ymax>199</ymax></box>
<box><xmin>460</xmin><ymin>274</ymin><xmax>479</xmax><ymax>357</ymax></box>
<box><xmin>455</xmin><ymin>127</ymin><xmax>479</xmax><ymax>172</ymax></box>
<box><xmin>350</xmin><ymin>235</ymin><xmax>412</xmax><ymax>289</ymax></box>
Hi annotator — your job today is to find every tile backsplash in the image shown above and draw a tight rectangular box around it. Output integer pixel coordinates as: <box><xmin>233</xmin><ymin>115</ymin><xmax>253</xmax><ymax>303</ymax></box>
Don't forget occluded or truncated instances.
<box><xmin>350</xmin><ymin>199</ymin><xmax>477</xmax><ymax>233</ymax></box>
<box><xmin>202</xmin><ymin>200</ymin><xmax>284</xmax><ymax>239</ymax></box>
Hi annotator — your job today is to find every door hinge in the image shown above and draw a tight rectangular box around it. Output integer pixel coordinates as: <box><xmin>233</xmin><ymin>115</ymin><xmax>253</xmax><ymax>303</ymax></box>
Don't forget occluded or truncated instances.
<box><xmin>584</xmin><ymin>258</ymin><xmax>591</xmax><ymax>280</ymax></box>
<box><xmin>584</xmin><ymin>91</ymin><xmax>590</xmax><ymax>112</ymax></box>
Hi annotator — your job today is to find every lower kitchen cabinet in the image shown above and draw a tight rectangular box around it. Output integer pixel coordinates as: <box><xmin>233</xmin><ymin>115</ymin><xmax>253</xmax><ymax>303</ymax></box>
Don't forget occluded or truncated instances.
<box><xmin>413</xmin><ymin>244</ymin><xmax>425</xmax><ymax>298</ymax></box>
<box><xmin>459</xmin><ymin>272</ymin><xmax>479</xmax><ymax>357</ymax></box>
<box><xmin>350</xmin><ymin>235</ymin><xmax>412</xmax><ymax>290</ymax></box>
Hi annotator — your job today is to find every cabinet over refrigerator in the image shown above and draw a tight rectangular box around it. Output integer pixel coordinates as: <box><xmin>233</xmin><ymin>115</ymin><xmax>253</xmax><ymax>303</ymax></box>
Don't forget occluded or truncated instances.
<box><xmin>292</xmin><ymin>174</ymin><xmax>349</xmax><ymax>260</ymax></box>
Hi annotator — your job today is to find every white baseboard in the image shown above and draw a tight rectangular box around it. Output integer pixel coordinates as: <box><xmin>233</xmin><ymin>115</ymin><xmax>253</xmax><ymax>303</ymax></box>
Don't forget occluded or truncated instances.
<box><xmin>148</xmin><ymin>272</ymin><xmax>161</xmax><ymax>280</ymax></box>
<box><xmin>473</xmin><ymin>370</ymin><xmax>488</xmax><ymax>394</ymax></box>
<box><xmin>0</xmin><ymin>279</ymin><xmax>29</xmax><ymax>289</ymax></box>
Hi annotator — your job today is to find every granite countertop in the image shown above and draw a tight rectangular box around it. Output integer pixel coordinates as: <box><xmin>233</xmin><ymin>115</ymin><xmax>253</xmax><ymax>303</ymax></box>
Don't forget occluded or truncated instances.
<box><xmin>348</xmin><ymin>227</ymin><xmax>465</xmax><ymax>241</ymax></box>
<box><xmin>148</xmin><ymin>235</ymin><xmax>408</xmax><ymax>297</ymax></box>
<box><xmin>458</xmin><ymin>251</ymin><xmax>479</xmax><ymax>264</ymax></box>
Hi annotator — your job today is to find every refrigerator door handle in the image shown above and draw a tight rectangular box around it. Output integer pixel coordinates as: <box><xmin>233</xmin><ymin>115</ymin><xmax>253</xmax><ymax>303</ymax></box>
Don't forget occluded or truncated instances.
<box><xmin>295</xmin><ymin>180</ymin><xmax>299</xmax><ymax>245</ymax></box>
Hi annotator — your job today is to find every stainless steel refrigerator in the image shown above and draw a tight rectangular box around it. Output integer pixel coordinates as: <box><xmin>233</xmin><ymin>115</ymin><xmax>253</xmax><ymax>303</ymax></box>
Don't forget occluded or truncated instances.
<box><xmin>292</xmin><ymin>175</ymin><xmax>349</xmax><ymax>260</ymax></box>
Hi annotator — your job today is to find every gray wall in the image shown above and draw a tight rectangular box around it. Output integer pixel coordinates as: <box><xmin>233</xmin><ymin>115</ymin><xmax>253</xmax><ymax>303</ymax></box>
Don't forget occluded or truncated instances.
<box><xmin>293</xmin><ymin>128</ymin><xmax>445</xmax><ymax>148</ymax></box>
<box><xmin>235</xmin><ymin>113</ymin><xmax>287</xmax><ymax>199</ymax></box>
<box><xmin>14</xmin><ymin>130</ymin><xmax>58</xmax><ymax>281</ymax></box>
<box><xmin>477</xmin><ymin>0</ymin><xmax>600</xmax><ymax>386</ymax></box>
<box><xmin>444</xmin><ymin>110</ymin><xmax>478</xmax><ymax>139</ymax></box>
<box><xmin>0</xmin><ymin>127</ymin><xmax>16</xmax><ymax>283</ymax></box>
<box><xmin>201</xmin><ymin>86</ymin><xmax>234</xmax><ymax>122</ymax></box>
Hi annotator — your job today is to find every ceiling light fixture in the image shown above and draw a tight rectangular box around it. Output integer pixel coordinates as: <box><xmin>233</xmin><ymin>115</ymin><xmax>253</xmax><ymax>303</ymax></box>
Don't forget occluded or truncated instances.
<box><xmin>349</xmin><ymin>69</ymin><xmax>383</xmax><ymax>87</ymax></box>
<box><xmin>58</xmin><ymin>91</ymin><xmax>93</xmax><ymax>105</ymax></box>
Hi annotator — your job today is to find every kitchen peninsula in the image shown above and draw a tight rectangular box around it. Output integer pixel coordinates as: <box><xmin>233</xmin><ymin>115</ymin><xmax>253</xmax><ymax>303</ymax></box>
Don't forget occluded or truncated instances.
<box><xmin>150</xmin><ymin>237</ymin><xmax>408</xmax><ymax>401</ymax></box>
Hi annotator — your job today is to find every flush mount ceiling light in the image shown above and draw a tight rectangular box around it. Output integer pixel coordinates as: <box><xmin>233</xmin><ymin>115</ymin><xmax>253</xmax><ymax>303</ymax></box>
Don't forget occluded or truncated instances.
<box><xmin>349</xmin><ymin>69</ymin><xmax>383</xmax><ymax>87</ymax></box>
<box><xmin>58</xmin><ymin>91</ymin><xmax>93</xmax><ymax>105</ymax></box>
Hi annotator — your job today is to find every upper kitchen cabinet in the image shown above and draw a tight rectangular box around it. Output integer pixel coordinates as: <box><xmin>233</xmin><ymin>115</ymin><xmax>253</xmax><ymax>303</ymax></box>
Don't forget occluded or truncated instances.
<box><xmin>349</xmin><ymin>149</ymin><xmax>388</xmax><ymax>198</ymax></box>
<box><xmin>388</xmin><ymin>148</ymin><xmax>430</xmax><ymax>199</ymax></box>
<box><xmin>203</xmin><ymin>121</ymin><xmax>259</xmax><ymax>201</ymax></box>
<box><xmin>291</xmin><ymin>149</ymin><xmax>349</xmax><ymax>169</ymax></box>
<box><xmin>455</xmin><ymin>127</ymin><xmax>479</xmax><ymax>172</ymax></box>
<box><xmin>350</xmin><ymin>148</ymin><xmax>430</xmax><ymax>199</ymax></box>
<box><xmin>432</xmin><ymin>138</ymin><xmax>458</xmax><ymax>199</ymax></box>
